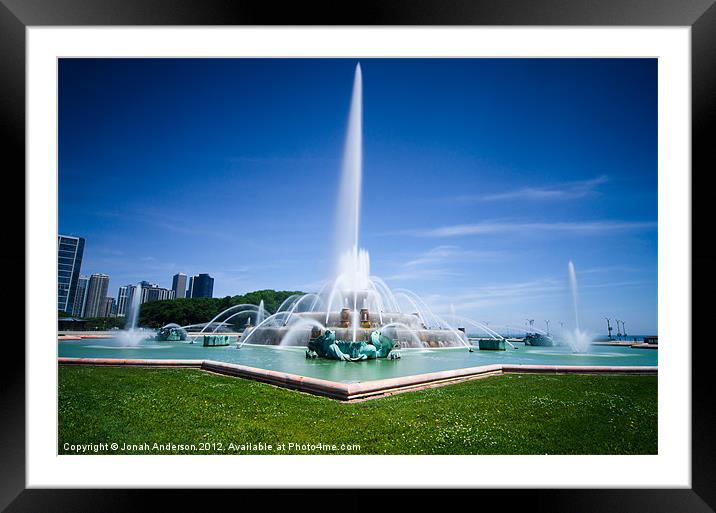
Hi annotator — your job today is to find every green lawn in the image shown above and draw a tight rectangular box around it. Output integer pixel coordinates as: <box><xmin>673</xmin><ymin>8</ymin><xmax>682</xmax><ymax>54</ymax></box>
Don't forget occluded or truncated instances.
<box><xmin>58</xmin><ymin>366</ymin><xmax>657</xmax><ymax>455</ymax></box>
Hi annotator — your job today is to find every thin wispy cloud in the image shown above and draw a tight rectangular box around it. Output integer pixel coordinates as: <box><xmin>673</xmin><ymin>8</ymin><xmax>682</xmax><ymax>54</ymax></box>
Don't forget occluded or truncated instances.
<box><xmin>96</xmin><ymin>208</ymin><xmax>235</xmax><ymax>241</ymax></box>
<box><xmin>383</xmin><ymin>245</ymin><xmax>506</xmax><ymax>282</ymax></box>
<box><xmin>422</xmin><ymin>278</ymin><xmax>566</xmax><ymax>311</ymax></box>
<box><xmin>425</xmin><ymin>276</ymin><xmax>650</xmax><ymax>315</ymax></box>
<box><xmin>576</xmin><ymin>265</ymin><xmax>652</xmax><ymax>275</ymax></box>
<box><xmin>402</xmin><ymin>245</ymin><xmax>504</xmax><ymax>267</ymax></box>
<box><xmin>453</xmin><ymin>175</ymin><xmax>609</xmax><ymax>203</ymax></box>
<box><xmin>411</xmin><ymin>220</ymin><xmax>656</xmax><ymax>238</ymax></box>
<box><xmin>384</xmin><ymin>267</ymin><xmax>464</xmax><ymax>282</ymax></box>
<box><xmin>227</xmin><ymin>155</ymin><xmax>335</xmax><ymax>164</ymax></box>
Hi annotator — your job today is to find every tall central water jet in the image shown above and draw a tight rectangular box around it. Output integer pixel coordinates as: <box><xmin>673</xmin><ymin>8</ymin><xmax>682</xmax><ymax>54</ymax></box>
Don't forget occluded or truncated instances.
<box><xmin>334</xmin><ymin>63</ymin><xmax>365</xmax><ymax>288</ymax></box>
<box><xmin>332</xmin><ymin>63</ymin><xmax>366</xmax><ymax>341</ymax></box>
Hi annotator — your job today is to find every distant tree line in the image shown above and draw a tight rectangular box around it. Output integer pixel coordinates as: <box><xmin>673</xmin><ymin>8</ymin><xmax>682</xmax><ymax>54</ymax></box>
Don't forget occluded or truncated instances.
<box><xmin>58</xmin><ymin>310</ymin><xmax>125</xmax><ymax>330</ymax></box>
<box><xmin>83</xmin><ymin>317</ymin><xmax>127</xmax><ymax>330</ymax></box>
<box><xmin>137</xmin><ymin>289</ymin><xmax>304</xmax><ymax>329</ymax></box>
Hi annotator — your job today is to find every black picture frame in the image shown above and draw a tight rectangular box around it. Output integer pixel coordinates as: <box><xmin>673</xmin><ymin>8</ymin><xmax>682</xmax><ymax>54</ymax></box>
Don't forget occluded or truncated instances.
<box><xmin>2</xmin><ymin>0</ymin><xmax>713</xmax><ymax>510</ymax></box>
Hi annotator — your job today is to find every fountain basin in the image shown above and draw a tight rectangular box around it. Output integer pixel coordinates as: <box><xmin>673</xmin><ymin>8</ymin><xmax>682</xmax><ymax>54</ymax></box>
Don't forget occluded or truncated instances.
<box><xmin>59</xmin><ymin>337</ymin><xmax>657</xmax><ymax>385</ymax></box>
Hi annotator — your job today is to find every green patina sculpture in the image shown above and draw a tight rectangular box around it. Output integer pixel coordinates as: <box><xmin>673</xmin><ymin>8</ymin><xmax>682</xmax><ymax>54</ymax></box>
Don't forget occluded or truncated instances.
<box><xmin>203</xmin><ymin>334</ymin><xmax>231</xmax><ymax>347</ymax></box>
<box><xmin>306</xmin><ymin>329</ymin><xmax>397</xmax><ymax>361</ymax></box>
<box><xmin>156</xmin><ymin>326</ymin><xmax>187</xmax><ymax>342</ymax></box>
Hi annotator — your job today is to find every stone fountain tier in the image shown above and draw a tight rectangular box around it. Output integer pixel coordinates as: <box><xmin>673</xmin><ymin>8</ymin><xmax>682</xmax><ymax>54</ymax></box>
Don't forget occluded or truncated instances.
<box><xmin>285</xmin><ymin>311</ymin><xmax>426</xmax><ymax>330</ymax></box>
<box><xmin>243</xmin><ymin>323</ymin><xmax>466</xmax><ymax>348</ymax></box>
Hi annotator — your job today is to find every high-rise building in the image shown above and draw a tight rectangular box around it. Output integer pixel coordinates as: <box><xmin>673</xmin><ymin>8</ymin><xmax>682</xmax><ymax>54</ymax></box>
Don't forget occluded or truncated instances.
<box><xmin>71</xmin><ymin>275</ymin><xmax>89</xmax><ymax>317</ymax></box>
<box><xmin>172</xmin><ymin>273</ymin><xmax>187</xmax><ymax>299</ymax></box>
<box><xmin>116</xmin><ymin>285</ymin><xmax>130</xmax><ymax>317</ymax></box>
<box><xmin>191</xmin><ymin>273</ymin><xmax>214</xmax><ymax>298</ymax></box>
<box><xmin>102</xmin><ymin>297</ymin><xmax>115</xmax><ymax>318</ymax></box>
<box><xmin>140</xmin><ymin>283</ymin><xmax>176</xmax><ymax>304</ymax></box>
<box><xmin>187</xmin><ymin>276</ymin><xmax>194</xmax><ymax>298</ymax></box>
<box><xmin>57</xmin><ymin>235</ymin><xmax>85</xmax><ymax>313</ymax></box>
<box><xmin>84</xmin><ymin>273</ymin><xmax>109</xmax><ymax>318</ymax></box>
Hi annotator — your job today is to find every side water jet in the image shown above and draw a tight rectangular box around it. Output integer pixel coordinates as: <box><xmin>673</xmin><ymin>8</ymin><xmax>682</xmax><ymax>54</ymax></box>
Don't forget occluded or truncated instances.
<box><xmin>561</xmin><ymin>261</ymin><xmax>592</xmax><ymax>353</ymax></box>
<box><xmin>117</xmin><ymin>282</ymin><xmax>151</xmax><ymax>345</ymax></box>
<box><xmin>191</xmin><ymin>303</ymin><xmax>264</xmax><ymax>343</ymax></box>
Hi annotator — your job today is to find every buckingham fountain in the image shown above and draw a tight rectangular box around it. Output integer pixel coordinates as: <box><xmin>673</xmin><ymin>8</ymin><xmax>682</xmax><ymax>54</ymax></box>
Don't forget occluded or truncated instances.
<box><xmin>186</xmin><ymin>64</ymin><xmax>477</xmax><ymax>359</ymax></box>
<box><xmin>124</xmin><ymin>64</ymin><xmax>604</xmax><ymax>360</ymax></box>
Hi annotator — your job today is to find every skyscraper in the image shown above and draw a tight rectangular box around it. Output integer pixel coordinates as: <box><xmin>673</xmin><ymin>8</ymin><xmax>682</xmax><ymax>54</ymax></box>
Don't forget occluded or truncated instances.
<box><xmin>116</xmin><ymin>285</ymin><xmax>130</xmax><ymax>317</ymax></box>
<box><xmin>71</xmin><ymin>275</ymin><xmax>89</xmax><ymax>317</ymax></box>
<box><xmin>172</xmin><ymin>273</ymin><xmax>187</xmax><ymax>299</ymax></box>
<box><xmin>84</xmin><ymin>273</ymin><xmax>109</xmax><ymax>318</ymax></box>
<box><xmin>187</xmin><ymin>276</ymin><xmax>194</xmax><ymax>298</ymax></box>
<box><xmin>141</xmin><ymin>283</ymin><xmax>175</xmax><ymax>303</ymax></box>
<box><xmin>102</xmin><ymin>297</ymin><xmax>115</xmax><ymax>317</ymax></box>
<box><xmin>57</xmin><ymin>235</ymin><xmax>85</xmax><ymax>313</ymax></box>
<box><xmin>191</xmin><ymin>273</ymin><xmax>214</xmax><ymax>298</ymax></box>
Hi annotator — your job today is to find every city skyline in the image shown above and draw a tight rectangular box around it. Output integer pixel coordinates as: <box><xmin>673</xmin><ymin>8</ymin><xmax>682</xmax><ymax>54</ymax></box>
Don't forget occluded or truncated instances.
<box><xmin>59</xmin><ymin>58</ymin><xmax>657</xmax><ymax>333</ymax></box>
<box><xmin>58</xmin><ymin>243</ymin><xmax>216</xmax><ymax>318</ymax></box>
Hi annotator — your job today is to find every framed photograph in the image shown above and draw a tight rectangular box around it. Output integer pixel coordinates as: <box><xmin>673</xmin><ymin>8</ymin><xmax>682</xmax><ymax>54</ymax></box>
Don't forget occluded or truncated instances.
<box><xmin>4</xmin><ymin>0</ymin><xmax>714</xmax><ymax>510</ymax></box>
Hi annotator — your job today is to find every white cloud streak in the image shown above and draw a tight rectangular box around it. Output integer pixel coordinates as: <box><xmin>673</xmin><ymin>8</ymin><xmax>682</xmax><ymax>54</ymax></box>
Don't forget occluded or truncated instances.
<box><xmin>412</xmin><ymin>220</ymin><xmax>656</xmax><ymax>238</ymax></box>
<box><xmin>454</xmin><ymin>175</ymin><xmax>609</xmax><ymax>203</ymax></box>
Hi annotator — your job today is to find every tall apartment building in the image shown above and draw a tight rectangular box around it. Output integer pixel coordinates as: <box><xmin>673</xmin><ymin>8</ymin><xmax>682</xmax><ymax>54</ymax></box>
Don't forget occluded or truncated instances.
<box><xmin>57</xmin><ymin>235</ymin><xmax>85</xmax><ymax>314</ymax></box>
<box><xmin>101</xmin><ymin>297</ymin><xmax>115</xmax><ymax>318</ymax></box>
<box><xmin>71</xmin><ymin>275</ymin><xmax>89</xmax><ymax>317</ymax></box>
<box><xmin>172</xmin><ymin>273</ymin><xmax>187</xmax><ymax>299</ymax></box>
<box><xmin>116</xmin><ymin>285</ymin><xmax>130</xmax><ymax>317</ymax></box>
<box><xmin>191</xmin><ymin>273</ymin><xmax>214</xmax><ymax>298</ymax></box>
<box><xmin>84</xmin><ymin>273</ymin><xmax>109</xmax><ymax>318</ymax></box>
<box><xmin>140</xmin><ymin>283</ymin><xmax>175</xmax><ymax>304</ymax></box>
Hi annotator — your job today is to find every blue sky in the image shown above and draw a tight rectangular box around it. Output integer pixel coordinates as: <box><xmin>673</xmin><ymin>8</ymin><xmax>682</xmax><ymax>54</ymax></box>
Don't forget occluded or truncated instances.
<box><xmin>59</xmin><ymin>58</ymin><xmax>657</xmax><ymax>335</ymax></box>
